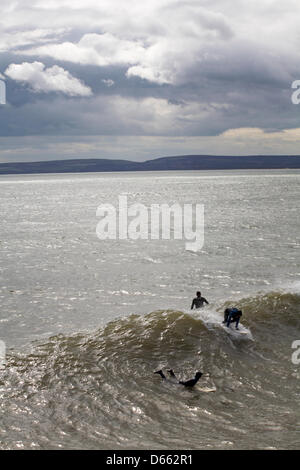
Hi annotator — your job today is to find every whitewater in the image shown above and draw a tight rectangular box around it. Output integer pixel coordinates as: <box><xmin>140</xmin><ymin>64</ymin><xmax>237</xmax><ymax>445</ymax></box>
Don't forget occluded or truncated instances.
<box><xmin>0</xmin><ymin>169</ymin><xmax>299</xmax><ymax>449</ymax></box>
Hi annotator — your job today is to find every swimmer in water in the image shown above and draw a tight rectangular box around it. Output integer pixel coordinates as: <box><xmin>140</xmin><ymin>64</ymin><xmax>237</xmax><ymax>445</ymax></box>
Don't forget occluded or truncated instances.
<box><xmin>191</xmin><ymin>291</ymin><xmax>209</xmax><ymax>309</ymax></box>
<box><xmin>154</xmin><ymin>369</ymin><xmax>203</xmax><ymax>387</ymax></box>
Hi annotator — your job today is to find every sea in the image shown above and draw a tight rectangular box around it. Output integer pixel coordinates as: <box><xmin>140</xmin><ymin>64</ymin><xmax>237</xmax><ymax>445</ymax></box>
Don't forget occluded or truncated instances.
<box><xmin>0</xmin><ymin>169</ymin><xmax>299</xmax><ymax>450</ymax></box>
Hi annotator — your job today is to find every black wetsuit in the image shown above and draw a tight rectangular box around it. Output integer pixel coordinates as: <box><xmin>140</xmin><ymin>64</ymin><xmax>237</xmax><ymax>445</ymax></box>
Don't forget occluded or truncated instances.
<box><xmin>223</xmin><ymin>308</ymin><xmax>242</xmax><ymax>328</ymax></box>
<box><xmin>191</xmin><ymin>296</ymin><xmax>209</xmax><ymax>309</ymax></box>
<box><xmin>155</xmin><ymin>369</ymin><xmax>202</xmax><ymax>388</ymax></box>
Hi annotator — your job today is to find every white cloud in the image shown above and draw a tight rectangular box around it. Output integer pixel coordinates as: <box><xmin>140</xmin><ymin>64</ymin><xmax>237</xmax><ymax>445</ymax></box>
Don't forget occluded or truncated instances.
<box><xmin>12</xmin><ymin>4</ymin><xmax>236</xmax><ymax>85</ymax></box>
<box><xmin>1</xmin><ymin>0</ymin><xmax>300</xmax><ymax>159</ymax></box>
<box><xmin>5</xmin><ymin>61</ymin><xmax>92</xmax><ymax>96</ymax></box>
<box><xmin>9</xmin><ymin>1</ymin><xmax>300</xmax><ymax>87</ymax></box>
<box><xmin>16</xmin><ymin>28</ymin><xmax>231</xmax><ymax>85</ymax></box>
<box><xmin>102</xmin><ymin>79</ymin><xmax>114</xmax><ymax>87</ymax></box>
<box><xmin>0</xmin><ymin>28</ymin><xmax>68</xmax><ymax>52</ymax></box>
<box><xmin>20</xmin><ymin>33</ymin><xmax>146</xmax><ymax>67</ymax></box>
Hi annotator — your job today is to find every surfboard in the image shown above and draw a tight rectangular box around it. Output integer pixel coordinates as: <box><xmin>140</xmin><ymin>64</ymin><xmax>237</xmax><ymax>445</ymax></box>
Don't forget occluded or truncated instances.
<box><xmin>220</xmin><ymin>322</ymin><xmax>248</xmax><ymax>335</ymax></box>
<box><xmin>198</xmin><ymin>387</ymin><xmax>217</xmax><ymax>393</ymax></box>
<box><xmin>219</xmin><ymin>320</ymin><xmax>253</xmax><ymax>340</ymax></box>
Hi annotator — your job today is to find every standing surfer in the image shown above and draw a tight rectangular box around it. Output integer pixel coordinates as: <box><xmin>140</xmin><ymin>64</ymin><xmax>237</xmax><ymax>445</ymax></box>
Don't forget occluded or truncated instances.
<box><xmin>223</xmin><ymin>307</ymin><xmax>242</xmax><ymax>330</ymax></box>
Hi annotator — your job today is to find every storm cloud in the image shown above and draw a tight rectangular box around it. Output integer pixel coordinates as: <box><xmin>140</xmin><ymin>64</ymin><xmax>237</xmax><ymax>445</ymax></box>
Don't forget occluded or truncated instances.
<box><xmin>0</xmin><ymin>0</ymin><xmax>300</xmax><ymax>162</ymax></box>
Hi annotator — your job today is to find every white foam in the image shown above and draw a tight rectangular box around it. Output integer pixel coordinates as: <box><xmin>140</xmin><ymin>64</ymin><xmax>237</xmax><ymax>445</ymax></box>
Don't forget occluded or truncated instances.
<box><xmin>187</xmin><ymin>307</ymin><xmax>254</xmax><ymax>340</ymax></box>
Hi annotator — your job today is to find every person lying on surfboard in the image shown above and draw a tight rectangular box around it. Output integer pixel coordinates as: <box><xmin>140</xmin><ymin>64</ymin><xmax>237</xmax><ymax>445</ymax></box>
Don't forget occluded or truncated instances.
<box><xmin>154</xmin><ymin>369</ymin><xmax>203</xmax><ymax>387</ymax></box>
<box><xmin>191</xmin><ymin>291</ymin><xmax>209</xmax><ymax>309</ymax></box>
<box><xmin>223</xmin><ymin>307</ymin><xmax>242</xmax><ymax>330</ymax></box>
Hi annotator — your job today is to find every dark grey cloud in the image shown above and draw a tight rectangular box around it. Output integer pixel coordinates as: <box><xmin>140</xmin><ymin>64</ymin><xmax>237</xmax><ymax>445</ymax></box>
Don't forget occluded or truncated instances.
<box><xmin>0</xmin><ymin>0</ymin><xmax>300</xmax><ymax>161</ymax></box>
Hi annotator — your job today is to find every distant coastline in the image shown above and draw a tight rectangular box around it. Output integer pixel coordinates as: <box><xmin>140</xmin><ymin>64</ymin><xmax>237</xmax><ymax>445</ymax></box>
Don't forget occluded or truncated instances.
<box><xmin>1</xmin><ymin>154</ymin><xmax>300</xmax><ymax>175</ymax></box>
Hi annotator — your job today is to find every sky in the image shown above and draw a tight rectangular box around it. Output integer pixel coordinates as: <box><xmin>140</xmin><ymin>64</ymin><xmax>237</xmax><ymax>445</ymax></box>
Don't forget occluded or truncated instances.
<box><xmin>0</xmin><ymin>0</ymin><xmax>300</xmax><ymax>163</ymax></box>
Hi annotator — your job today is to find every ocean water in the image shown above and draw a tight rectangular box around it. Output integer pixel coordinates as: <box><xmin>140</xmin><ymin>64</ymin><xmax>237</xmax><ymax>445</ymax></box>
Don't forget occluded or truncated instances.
<box><xmin>0</xmin><ymin>169</ymin><xmax>299</xmax><ymax>449</ymax></box>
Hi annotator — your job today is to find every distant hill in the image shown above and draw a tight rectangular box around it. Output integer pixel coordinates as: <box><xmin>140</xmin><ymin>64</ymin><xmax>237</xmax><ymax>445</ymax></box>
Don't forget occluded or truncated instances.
<box><xmin>0</xmin><ymin>155</ymin><xmax>300</xmax><ymax>175</ymax></box>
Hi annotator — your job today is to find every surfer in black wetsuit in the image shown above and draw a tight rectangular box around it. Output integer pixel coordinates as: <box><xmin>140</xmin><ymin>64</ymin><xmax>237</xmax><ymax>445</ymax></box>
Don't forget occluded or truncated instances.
<box><xmin>154</xmin><ymin>369</ymin><xmax>203</xmax><ymax>387</ymax></box>
<box><xmin>223</xmin><ymin>307</ymin><xmax>242</xmax><ymax>330</ymax></box>
<box><xmin>191</xmin><ymin>291</ymin><xmax>209</xmax><ymax>309</ymax></box>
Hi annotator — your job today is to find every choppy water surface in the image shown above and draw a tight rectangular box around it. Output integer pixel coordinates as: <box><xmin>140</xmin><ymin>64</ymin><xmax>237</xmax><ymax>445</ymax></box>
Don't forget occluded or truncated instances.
<box><xmin>0</xmin><ymin>170</ymin><xmax>299</xmax><ymax>449</ymax></box>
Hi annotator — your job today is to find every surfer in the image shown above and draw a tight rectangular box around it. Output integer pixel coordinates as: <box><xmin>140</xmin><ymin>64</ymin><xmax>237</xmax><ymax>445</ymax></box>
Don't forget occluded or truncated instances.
<box><xmin>223</xmin><ymin>307</ymin><xmax>242</xmax><ymax>330</ymax></box>
<box><xmin>191</xmin><ymin>291</ymin><xmax>209</xmax><ymax>309</ymax></box>
<box><xmin>154</xmin><ymin>369</ymin><xmax>203</xmax><ymax>387</ymax></box>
